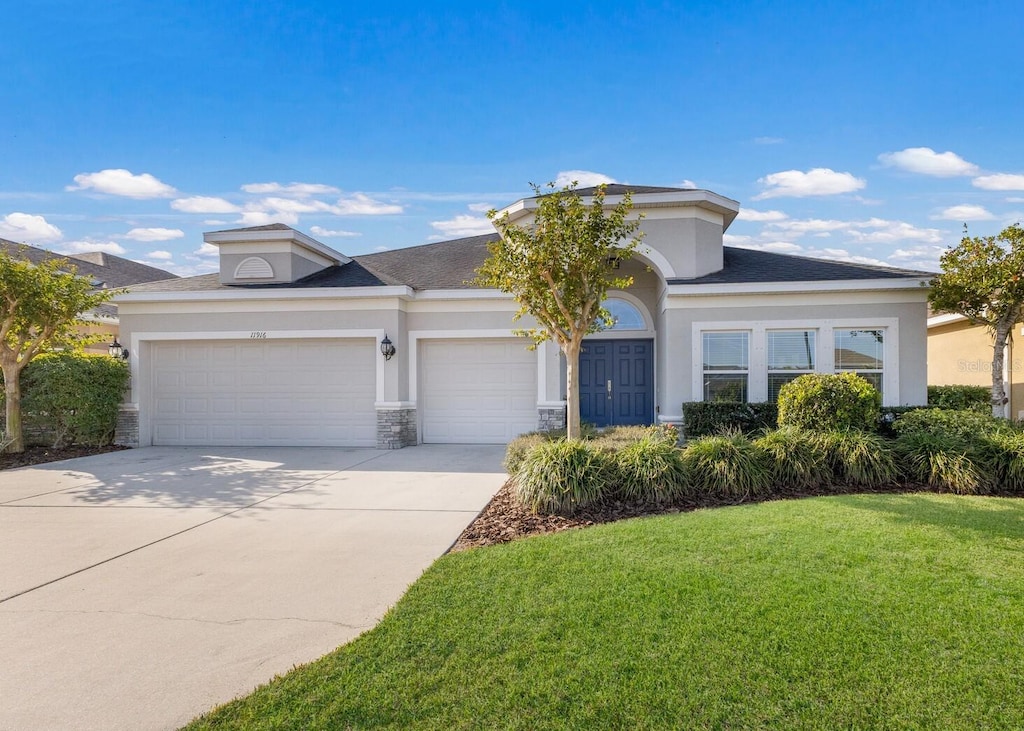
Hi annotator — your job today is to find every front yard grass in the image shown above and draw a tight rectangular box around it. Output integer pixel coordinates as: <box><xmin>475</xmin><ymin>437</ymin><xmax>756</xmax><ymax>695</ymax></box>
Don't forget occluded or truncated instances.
<box><xmin>187</xmin><ymin>494</ymin><xmax>1024</xmax><ymax>730</ymax></box>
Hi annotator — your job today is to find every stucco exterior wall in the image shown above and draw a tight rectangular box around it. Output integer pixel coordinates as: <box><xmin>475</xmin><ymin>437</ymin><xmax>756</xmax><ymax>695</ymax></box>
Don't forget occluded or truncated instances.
<box><xmin>638</xmin><ymin>213</ymin><xmax>724</xmax><ymax>279</ymax></box>
<box><xmin>928</xmin><ymin>319</ymin><xmax>1023</xmax><ymax>418</ymax></box>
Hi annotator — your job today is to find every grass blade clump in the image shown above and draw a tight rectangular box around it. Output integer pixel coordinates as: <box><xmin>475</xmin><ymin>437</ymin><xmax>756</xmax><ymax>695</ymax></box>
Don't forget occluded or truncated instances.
<box><xmin>754</xmin><ymin>426</ymin><xmax>831</xmax><ymax>490</ymax></box>
<box><xmin>894</xmin><ymin>431</ymin><xmax>986</xmax><ymax>494</ymax></box>
<box><xmin>503</xmin><ymin>433</ymin><xmax>550</xmax><ymax>474</ymax></box>
<box><xmin>980</xmin><ymin>431</ymin><xmax>1024</xmax><ymax>493</ymax></box>
<box><xmin>814</xmin><ymin>430</ymin><xmax>898</xmax><ymax>487</ymax></box>
<box><xmin>514</xmin><ymin>439</ymin><xmax>611</xmax><ymax>515</ymax></box>
<box><xmin>682</xmin><ymin>431</ymin><xmax>772</xmax><ymax>498</ymax></box>
<box><xmin>613</xmin><ymin>435</ymin><xmax>689</xmax><ymax>503</ymax></box>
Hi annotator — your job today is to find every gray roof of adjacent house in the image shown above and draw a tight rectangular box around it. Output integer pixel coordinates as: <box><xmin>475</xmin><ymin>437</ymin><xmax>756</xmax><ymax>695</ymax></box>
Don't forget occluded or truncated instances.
<box><xmin>0</xmin><ymin>239</ymin><xmax>178</xmax><ymax>289</ymax></box>
<box><xmin>123</xmin><ymin>227</ymin><xmax>929</xmax><ymax>294</ymax></box>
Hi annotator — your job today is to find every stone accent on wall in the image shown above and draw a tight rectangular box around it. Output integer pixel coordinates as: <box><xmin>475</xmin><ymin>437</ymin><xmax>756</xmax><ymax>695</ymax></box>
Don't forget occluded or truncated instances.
<box><xmin>538</xmin><ymin>406</ymin><xmax>567</xmax><ymax>432</ymax></box>
<box><xmin>376</xmin><ymin>407</ymin><xmax>417</xmax><ymax>449</ymax></box>
<box><xmin>114</xmin><ymin>405</ymin><xmax>139</xmax><ymax>447</ymax></box>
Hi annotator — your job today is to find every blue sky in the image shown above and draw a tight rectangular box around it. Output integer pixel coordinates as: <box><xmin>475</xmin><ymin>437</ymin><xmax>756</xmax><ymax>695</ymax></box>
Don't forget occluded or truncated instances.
<box><xmin>2</xmin><ymin>1</ymin><xmax>1022</xmax><ymax>276</ymax></box>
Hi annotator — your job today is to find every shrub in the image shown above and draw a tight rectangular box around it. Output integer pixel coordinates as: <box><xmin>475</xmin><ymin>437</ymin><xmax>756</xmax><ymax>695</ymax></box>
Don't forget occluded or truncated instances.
<box><xmin>813</xmin><ymin>430</ymin><xmax>898</xmax><ymax>487</ymax></box>
<box><xmin>680</xmin><ymin>401</ymin><xmax>777</xmax><ymax>439</ymax></box>
<box><xmin>513</xmin><ymin>439</ymin><xmax>612</xmax><ymax>515</ymax></box>
<box><xmin>613</xmin><ymin>434</ymin><xmax>689</xmax><ymax>503</ymax></box>
<box><xmin>927</xmin><ymin>385</ymin><xmax>991</xmax><ymax>412</ymax></box>
<box><xmin>18</xmin><ymin>352</ymin><xmax>130</xmax><ymax>447</ymax></box>
<box><xmin>504</xmin><ymin>433</ymin><xmax>550</xmax><ymax>474</ymax></box>
<box><xmin>894</xmin><ymin>431</ymin><xmax>986</xmax><ymax>494</ymax></box>
<box><xmin>891</xmin><ymin>408</ymin><xmax>1011</xmax><ymax>443</ymax></box>
<box><xmin>976</xmin><ymin>431</ymin><xmax>1024</xmax><ymax>494</ymax></box>
<box><xmin>592</xmin><ymin>424</ymin><xmax>679</xmax><ymax>451</ymax></box>
<box><xmin>682</xmin><ymin>431</ymin><xmax>772</xmax><ymax>498</ymax></box>
<box><xmin>876</xmin><ymin>405</ymin><xmax>936</xmax><ymax>437</ymax></box>
<box><xmin>777</xmin><ymin>373</ymin><xmax>880</xmax><ymax>432</ymax></box>
<box><xmin>754</xmin><ymin>426</ymin><xmax>831</xmax><ymax>490</ymax></box>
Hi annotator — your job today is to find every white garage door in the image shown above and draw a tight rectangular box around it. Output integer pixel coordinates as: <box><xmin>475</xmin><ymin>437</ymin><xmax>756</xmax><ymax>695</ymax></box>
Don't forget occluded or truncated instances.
<box><xmin>420</xmin><ymin>339</ymin><xmax>537</xmax><ymax>444</ymax></box>
<box><xmin>151</xmin><ymin>339</ymin><xmax>376</xmax><ymax>447</ymax></box>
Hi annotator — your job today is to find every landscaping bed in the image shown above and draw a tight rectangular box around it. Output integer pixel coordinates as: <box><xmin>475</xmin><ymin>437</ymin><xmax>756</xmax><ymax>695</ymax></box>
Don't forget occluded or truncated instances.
<box><xmin>0</xmin><ymin>444</ymin><xmax>127</xmax><ymax>471</ymax></box>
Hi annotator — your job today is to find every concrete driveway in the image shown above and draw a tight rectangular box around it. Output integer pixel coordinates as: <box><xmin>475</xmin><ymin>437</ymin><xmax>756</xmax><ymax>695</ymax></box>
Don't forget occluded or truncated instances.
<box><xmin>0</xmin><ymin>445</ymin><xmax>506</xmax><ymax>731</ymax></box>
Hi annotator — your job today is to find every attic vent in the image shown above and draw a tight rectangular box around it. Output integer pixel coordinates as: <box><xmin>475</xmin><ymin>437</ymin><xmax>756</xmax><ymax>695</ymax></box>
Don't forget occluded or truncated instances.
<box><xmin>234</xmin><ymin>256</ymin><xmax>274</xmax><ymax>279</ymax></box>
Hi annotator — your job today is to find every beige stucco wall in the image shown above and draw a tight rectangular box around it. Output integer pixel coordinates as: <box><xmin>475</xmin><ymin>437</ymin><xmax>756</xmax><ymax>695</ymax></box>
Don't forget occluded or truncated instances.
<box><xmin>928</xmin><ymin>319</ymin><xmax>1023</xmax><ymax>418</ymax></box>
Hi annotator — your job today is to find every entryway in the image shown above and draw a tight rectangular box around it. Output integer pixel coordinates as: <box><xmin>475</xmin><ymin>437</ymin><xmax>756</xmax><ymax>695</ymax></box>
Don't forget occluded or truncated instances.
<box><xmin>579</xmin><ymin>339</ymin><xmax>654</xmax><ymax>427</ymax></box>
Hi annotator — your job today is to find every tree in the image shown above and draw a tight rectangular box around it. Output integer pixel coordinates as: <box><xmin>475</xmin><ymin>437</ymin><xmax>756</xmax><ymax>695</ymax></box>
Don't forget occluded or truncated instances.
<box><xmin>0</xmin><ymin>251</ymin><xmax>117</xmax><ymax>453</ymax></box>
<box><xmin>929</xmin><ymin>223</ymin><xmax>1024</xmax><ymax>417</ymax></box>
<box><xmin>477</xmin><ymin>182</ymin><xmax>643</xmax><ymax>440</ymax></box>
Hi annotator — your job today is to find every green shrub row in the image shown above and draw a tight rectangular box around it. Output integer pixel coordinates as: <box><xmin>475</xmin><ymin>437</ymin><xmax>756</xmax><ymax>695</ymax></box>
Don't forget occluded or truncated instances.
<box><xmin>680</xmin><ymin>401</ymin><xmax>777</xmax><ymax>438</ymax></box>
<box><xmin>507</xmin><ymin>408</ymin><xmax>1024</xmax><ymax>515</ymax></box>
<box><xmin>1</xmin><ymin>353</ymin><xmax>130</xmax><ymax>447</ymax></box>
<box><xmin>927</xmin><ymin>384</ymin><xmax>991</xmax><ymax>411</ymax></box>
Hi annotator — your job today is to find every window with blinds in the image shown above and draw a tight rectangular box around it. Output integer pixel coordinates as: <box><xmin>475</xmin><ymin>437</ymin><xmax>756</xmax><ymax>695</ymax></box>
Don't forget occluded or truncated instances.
<box><xmin>767</xmin><ymin>330</ymin><xmax>816</xmax><ymax>401</ymax></box>
<box><xmin>703</xmin><ymin>331</ymin><xmax>749</xmax><ymax>402</ymax></box>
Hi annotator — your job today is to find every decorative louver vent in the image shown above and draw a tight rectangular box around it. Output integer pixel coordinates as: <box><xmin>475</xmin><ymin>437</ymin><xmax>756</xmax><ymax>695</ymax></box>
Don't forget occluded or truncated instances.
<box><xmin>234</xmin><ymin>256</ymin><xmax>274</xmax><ymax>279</ymax></box>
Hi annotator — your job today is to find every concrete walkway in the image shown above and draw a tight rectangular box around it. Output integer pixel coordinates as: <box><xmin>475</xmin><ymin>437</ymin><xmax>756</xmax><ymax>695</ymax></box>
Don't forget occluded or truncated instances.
<box><xmin>0</xmin><ymin>445</ymin><xmax>506</xmax><ymax>731</ymax></box>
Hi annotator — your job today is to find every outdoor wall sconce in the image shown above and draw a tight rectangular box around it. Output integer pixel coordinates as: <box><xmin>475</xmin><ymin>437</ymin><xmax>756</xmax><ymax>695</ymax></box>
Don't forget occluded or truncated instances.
<box><xmin>380</xmin><ymin>334</ymin><xmax>396</xmax><ymax>361</ymax></box>
<box><xmin>108</xmin><ymin>338</ymin><xmax>130</xmax><ymax>361</ymax></box>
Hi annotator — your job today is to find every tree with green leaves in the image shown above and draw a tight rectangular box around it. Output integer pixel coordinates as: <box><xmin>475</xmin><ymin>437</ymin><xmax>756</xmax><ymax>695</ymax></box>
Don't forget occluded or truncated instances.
<box><xmin>929</xmin><ymin>223</ymin><xmax>1024</xmax><ymax>417</ymax></box>
<box><xmin>0</xmin><ymin>250</ymin><xmax>117</xmax><ymax>453</ymax></box>
<box><xmin>477</xmin><ymin>182</ymin><xmax>644</xmax><ymax>440</ymax></box>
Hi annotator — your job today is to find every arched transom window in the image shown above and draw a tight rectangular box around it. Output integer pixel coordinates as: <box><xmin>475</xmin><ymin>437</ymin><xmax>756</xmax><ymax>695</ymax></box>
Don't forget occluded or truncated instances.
<box><xmin>604</xmin><ymin>298</ymin><xmax>646</xmax><ymax>330</ymax></box>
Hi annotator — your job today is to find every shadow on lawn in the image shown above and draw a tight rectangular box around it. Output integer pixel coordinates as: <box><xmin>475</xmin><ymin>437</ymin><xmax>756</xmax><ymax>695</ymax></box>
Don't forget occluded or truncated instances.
<box><xmin>832</xmin><ymin>492</ymin><xmax>1024</xmax><ymax>542</ymax></box>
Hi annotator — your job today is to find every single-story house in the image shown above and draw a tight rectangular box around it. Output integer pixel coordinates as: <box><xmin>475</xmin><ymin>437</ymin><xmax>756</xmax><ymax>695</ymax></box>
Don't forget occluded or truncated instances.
<box><xmin>114</xmin><ymin>185</ymin><xmax>930</xmax><ymax>448</ymax></box>
<box><xmin>927</xmin><ymin>312</ymin><xmax>1019</xmax><ymax>418</ymax></box>
<box><xmin>0</xmin><ymin>240</ymin><xmax>177</xmax><ymax>354</ymax></box>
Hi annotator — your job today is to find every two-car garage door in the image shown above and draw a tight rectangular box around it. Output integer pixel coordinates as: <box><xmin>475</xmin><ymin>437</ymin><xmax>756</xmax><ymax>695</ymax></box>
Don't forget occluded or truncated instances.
<box><xmin>151</xmin><ymin>339</ymin><xmax>376</xmax><ymax>447</ymax></box>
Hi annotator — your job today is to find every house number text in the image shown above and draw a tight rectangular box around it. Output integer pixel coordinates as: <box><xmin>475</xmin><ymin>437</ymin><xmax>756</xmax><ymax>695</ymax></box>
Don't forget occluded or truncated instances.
<box><xmin>250</xmin><ymin>331</ymin><xmax>268</xmax><ymax>339</ymax></box>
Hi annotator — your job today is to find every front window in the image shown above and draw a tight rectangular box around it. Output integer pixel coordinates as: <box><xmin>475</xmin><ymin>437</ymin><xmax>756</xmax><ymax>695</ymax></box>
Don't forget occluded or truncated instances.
<box><xmin>767</xmin><ymin>330</ymin><xmax>816</xmax><ymax>401</ymax></box>
<box><xmin>703</xmin><ymin>331</ymin><xmax>749</xmax><ymax>401</ymax></box>
<box><xmin>834</xmin><ymin>328</ymin><xmax>884</xmax><ymax>394</ymax></box>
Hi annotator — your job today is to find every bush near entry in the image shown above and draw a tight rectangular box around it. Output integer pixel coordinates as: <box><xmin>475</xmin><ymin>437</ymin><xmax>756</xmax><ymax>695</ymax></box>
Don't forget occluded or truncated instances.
<box><xmin>777</xmin><ymin>373</ymin><xmax>880</xmax><ymax>432</ymax></box>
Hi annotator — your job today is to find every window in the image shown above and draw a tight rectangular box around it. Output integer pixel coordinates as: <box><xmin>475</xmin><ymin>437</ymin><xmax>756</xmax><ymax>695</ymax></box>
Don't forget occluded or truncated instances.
<box><xmin>835</xmin><ymin>329</ymin><xmax>884</xmax><ymax>393</ymax></box>
<box><xmin>604</xmin><ymin>299</ymin><xmax>646</xmax><ymax>330</ymax></box>
<box><xmin>703</xmin><ymin>332</ymin><xmax>749</xmax><ymax>401</ymax></box>
<box><xmin>767</xmin><ymin>330</ymin><xmax>816</xmax><ymax>401</ymax></box>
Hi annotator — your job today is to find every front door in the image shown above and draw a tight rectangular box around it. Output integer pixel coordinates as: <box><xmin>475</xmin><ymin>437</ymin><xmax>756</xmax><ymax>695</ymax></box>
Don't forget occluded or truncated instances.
<box><xmin>579</xmin><ymin>339</ymin><xmax>654</xmax><ymax>427</ymax></box>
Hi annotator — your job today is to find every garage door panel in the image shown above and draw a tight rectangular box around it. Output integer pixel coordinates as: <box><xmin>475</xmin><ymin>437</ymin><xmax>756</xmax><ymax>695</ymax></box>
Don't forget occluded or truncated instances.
<box><xmin>420</xmin><ymin>339</ymin><xmax>536</xmax><ymax>444</ymax></box>
<box><xmin>151</xmin><ymin>339</ymin><xmax>376</xmax><ymax>447</ymax></box>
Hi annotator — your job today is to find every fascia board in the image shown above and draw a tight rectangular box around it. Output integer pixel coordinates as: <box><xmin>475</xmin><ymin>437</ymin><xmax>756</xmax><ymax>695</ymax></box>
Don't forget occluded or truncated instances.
<box><xmin>927</xmin><ymin>313</ymin><xmax>968</xmax><ymax>327</ymax></box>
<box><xmin>115</xmin><ymin>285</ymin><xmax>414</xmax><ymax>304</ymax></box>
<box><xmin>665</xmin><ymin>277</ymin><xmax>931</xmax><ymax>297</ymax></box>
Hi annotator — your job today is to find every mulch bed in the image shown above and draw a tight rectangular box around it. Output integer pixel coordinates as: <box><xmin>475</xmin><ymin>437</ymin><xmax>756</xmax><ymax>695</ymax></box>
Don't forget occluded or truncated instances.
<box><xmin>450</xmin><ymin>479</ymin><xmax>945</xmax><ymax>552</ymax></box>
<box><xmin>0</xmin><ymin>445</ymin><xmax>128</xmax><ymax>471</ymax></box>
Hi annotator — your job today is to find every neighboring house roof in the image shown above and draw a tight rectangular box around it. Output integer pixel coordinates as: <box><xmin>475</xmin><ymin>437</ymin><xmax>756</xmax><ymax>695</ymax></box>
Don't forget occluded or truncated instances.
<box><xmin>124</xmin><ymin>228</ymin><xmax>929</xmax><ymax>295</ymax></box>
<box><xmin>0</xmin><ymin>239</ymin><xmax>178</xmax><ymax>288</ymax></box>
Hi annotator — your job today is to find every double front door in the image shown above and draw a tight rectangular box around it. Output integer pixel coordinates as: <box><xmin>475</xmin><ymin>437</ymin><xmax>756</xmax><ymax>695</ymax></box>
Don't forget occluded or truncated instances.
<box><xmin>579</xmin><ymin>339</ymin><xmax>654</xmax><ymax>427</ymax></box>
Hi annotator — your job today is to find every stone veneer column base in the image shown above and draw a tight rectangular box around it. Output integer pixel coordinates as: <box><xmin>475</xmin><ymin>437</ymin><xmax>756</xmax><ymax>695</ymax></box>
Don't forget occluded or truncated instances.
<box><xmin>114</xmin><ymin>405</ymin><xmax>139</xmax><ymax>447</ymax></box>
<box><xmin>537</xmin><ymin>405</ymin><xmax>567</xmax><ymax>433</ymax></box>
<box><xmin>377</xmin><ymin>408</ymin><xmax>418</xmax><ymax>449</ymax></box>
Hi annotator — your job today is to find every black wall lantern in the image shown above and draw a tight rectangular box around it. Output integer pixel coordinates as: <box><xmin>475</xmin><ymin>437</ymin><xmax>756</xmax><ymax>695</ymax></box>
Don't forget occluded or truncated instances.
<box><xmin>380</xmin><ymin>334</ymin><xmax>396</xmax><ymax>361</ymax></box>
<box><xmin>108</xmin><ymin>338</ymin><xmax>130</xmax><ymax>360</ymax></box>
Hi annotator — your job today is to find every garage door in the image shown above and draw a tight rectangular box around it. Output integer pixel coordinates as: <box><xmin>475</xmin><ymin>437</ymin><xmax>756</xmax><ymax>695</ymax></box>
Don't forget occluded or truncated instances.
<box><xmin>420</xmin><ymin>339</ymin><xmax>537</xmax><ymax>444</ymax></box>
<box><xmin>151</xmin><ymin>339</ymin><xmax>376</xmax><ymax>446</ymax></box>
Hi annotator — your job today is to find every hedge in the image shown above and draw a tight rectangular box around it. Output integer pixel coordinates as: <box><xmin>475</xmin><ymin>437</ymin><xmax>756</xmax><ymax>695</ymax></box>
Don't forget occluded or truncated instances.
<box><xmin>927</xmin><ymin>384</ymin><xmax>991</xmax><ymax>411</ymax></box>
<box><xmin>680</xmin><ymin>401</ymin><xmax>778</xmax><ymax>439</ymax></box>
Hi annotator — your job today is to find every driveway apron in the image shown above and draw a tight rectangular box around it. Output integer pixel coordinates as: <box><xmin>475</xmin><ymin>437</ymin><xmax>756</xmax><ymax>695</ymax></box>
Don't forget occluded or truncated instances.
<box><xmin>0</xmin><ymin>445</ymin><xmax>505</xmax><ymax>731</ymax></box>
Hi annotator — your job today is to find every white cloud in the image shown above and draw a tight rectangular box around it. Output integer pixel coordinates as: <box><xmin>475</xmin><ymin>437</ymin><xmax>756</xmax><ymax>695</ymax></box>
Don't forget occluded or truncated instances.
<box><xmin>240</xmin><ymin>182</ymin><xmax>341</xmax><ymax>196</ymax></box>
<box><xmin>754</xmin><ymin>168</ymin><xmax>866</xmax><ymax>199</ymax></box>
<box><xmin>766</xmin><ymin>217</ymin><xmax>944</xmax><ymax>245</ymax></box>
<box><xmin>257</xmin><ymin>197</ymin><xmax>328</xmax><ymax>214</ymax></box>
<box><xmin>1006</xmin><ymin>197</ymin><xmax>1024</xmax><ymax>203</ymax></box>
<box><xmin>125</xmin><ymin>227</ymin><xmax>185</xmax><ymax>242</ymax></box>
<box><xmin>933</xmin><ymin>204</ymin><xmax>995</xmax><ymax>221</ymax></box>
<box><xmin>171</xmin><ymin>196</ymin><xmax>240</xmax><ymax>213</ymax></box>
<box><xmin>878</xmin><ymin>147</ymin><xmax>979</xmax><ymax>177</ymax></box>
<box><xmin>468</xmin><ymin>202</ymin><xmax>493</xmax><ymax>213</ymax></box>
<box><xmin>309</xmin><ymin>226</ymin><xmax>360</xmax><ymax>238</ymax></box>
<box><xmin>735</xmin><ymin>241</ymin><xmax>805</xmax><ymax>254</ymax></box>
<box><xmin>0</xmin><ymin>212</ymin><xmax>63</xmax><ymax>242</ymax></box>
<box><xmin>330</xmin><ymin>193</ymin><xmax>403</xmax><ymax>215</ymax></box>
<box><xmin>722</xmin><ymin>234</ymin><xmax>753</xmax><ymax>246</ymax></box>
<box><xmin>430</xmin><ymin>214</ymin><xmax>496</xmax><ymax>238</ymax></box>
<box><xmin>56</xmin><ymin>240</ymin><xmax>128</xmax><ymax>256</ymax></box>
<box><xmin>145</xmin><ymin>250</ymin><xmax>174</xmax><ymax>261</ymax></box>
<box><xmin>972</xmin><ymin>173</ymin><xmax>1024</xmax><ymax>191</ymax></box>
<box><xmin>194</xmin><ymin>243</ymin><xmax>219</xmax><ymax>257</ymax></box>
<box><xmin>203</xmin><ymin>219</ymin><xmax>229</xmax><ymax>225</ymax></box>
<box><xmin>887</xmin><ymin>245</ymin><xmax>945</xmax><ymax>271</ymax></box>
<box><xmin>67</xmin><ymin>169</ymin><xmax>176</xmax><ymax>199</ymax></box>
<box><xmin>736</xmin><ymin>208</ymin><xmax>788</xmax><ymax>222</ymax></box>
<box><xmin>554</xmin><ymin>170</ymin><xmax>618</xmax><ymax>188</ymax></box>
<box><xmin>238</xmin><ymin>209</ymin><xmax>299</xmax><ymax>226</ymax></box>
<box><xmin>769</xmin><ymin>219</ymin><xmax>852</xmax><ymax>235</ymax></box>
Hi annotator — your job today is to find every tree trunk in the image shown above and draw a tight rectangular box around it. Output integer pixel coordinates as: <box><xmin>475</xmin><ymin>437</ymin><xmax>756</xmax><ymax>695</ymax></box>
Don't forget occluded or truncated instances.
<box><xmin>564</xmin><ymin>339</ymin><xmax>582</xmax><ymax>440</ymax></box>
<box><xmin>2</xmin><ymin>362</ymin><xmax>24</xmax><ymax>454</ymax></box>
<box><xmin>992</xmin><ymin>321</ymin><xmax>1012</xmax><ymax>419</ymax></box>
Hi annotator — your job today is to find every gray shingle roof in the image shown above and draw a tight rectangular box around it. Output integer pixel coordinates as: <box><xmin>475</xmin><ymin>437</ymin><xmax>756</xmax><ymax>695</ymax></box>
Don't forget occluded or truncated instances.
<box><xmin>0</xmin><ymin>239</ymin><xmax>178</xmax><ymax>288</ymax></box>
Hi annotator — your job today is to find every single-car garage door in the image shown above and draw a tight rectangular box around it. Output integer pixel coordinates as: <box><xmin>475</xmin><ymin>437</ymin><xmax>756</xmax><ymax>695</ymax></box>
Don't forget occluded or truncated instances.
<box><xmin>420</xmin><ymin>339</ymin><xmax>537</xmax><ymax>444</ymax></box>
<box><xmin>151</xmin><ymin>339</ymin><xmax>376</xmax><ymax>446</ymax></box>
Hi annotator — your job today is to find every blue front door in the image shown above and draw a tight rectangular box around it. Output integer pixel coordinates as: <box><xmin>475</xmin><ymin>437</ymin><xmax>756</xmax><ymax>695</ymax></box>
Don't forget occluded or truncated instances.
<box><xmin>579</xmin><ymin>339</ymin><xmax>654</xmax><ymax>427</ymax></box>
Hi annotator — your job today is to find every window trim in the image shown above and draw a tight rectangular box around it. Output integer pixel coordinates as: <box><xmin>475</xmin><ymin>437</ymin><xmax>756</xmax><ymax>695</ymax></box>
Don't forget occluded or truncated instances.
<box><xmin>692</xmin><ymin>318</ymin><xmax>900</xmax><ymax>405</ymax></box>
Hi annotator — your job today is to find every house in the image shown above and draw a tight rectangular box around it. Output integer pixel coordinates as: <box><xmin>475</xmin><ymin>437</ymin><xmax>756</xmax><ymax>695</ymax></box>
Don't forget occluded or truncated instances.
<box><xmin>927</xmin><ymin>312</ymin><xmax>1019</xmax><ymax>418</ymax></box>
<box><xmin>0</xmin><ymin>240</ymin><xmax>177</xmax><ymax>353</ymax></box>
<box><xmin>114</xmin><ymin>185</ymin><xmax>930</xmax><ymax>448</ymax></box>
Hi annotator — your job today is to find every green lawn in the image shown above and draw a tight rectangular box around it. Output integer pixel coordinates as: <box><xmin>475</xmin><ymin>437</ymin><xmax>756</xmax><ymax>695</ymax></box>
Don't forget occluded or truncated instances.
<box><xmin>188</xmin><ymin>494</ymin><xmax>1024</xmax><ymax>730</ymax></box>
